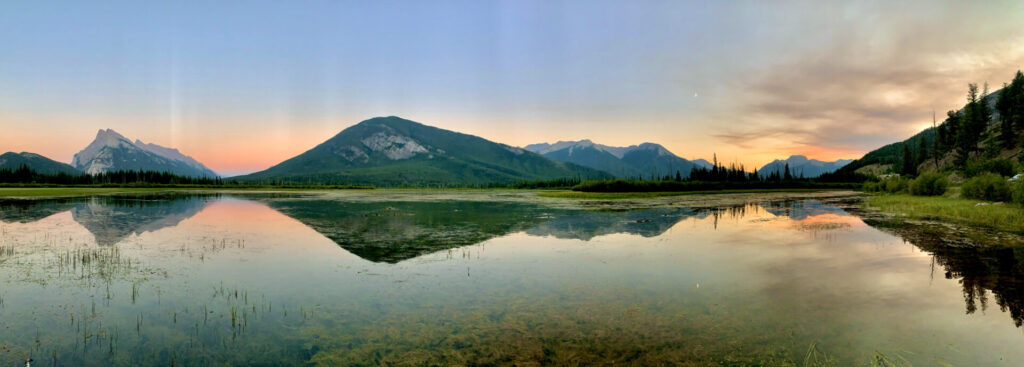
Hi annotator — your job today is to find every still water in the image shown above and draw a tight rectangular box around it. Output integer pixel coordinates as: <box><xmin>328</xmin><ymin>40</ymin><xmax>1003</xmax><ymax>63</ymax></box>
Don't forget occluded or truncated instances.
<box><xmin>0</xmin><ymin>192</ymin><xmax>1021</xmax><ymax>366</ymax></box>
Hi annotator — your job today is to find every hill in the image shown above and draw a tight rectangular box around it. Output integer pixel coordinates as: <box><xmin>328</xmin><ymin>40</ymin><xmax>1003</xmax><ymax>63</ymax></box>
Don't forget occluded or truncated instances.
<box><xmin>0</xmin><ymin>152</ymin><xmax>80</xmax><ymax>175</ymax></box>
<box><xmin>833</xmin><ymin>72</ymin><xmax>1024</xmax><ymax>179</ymax></box>
<box><xmin>235</xmin><ymin>116</ymin><xmax>611</xmax><ymax>185</ymax></box>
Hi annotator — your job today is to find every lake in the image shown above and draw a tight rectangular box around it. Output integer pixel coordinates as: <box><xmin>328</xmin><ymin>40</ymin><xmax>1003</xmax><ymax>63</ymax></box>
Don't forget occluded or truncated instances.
<box><xmin>0</xmin><ymin>191</ymin><xmax>1021</xmax><ymax>366</ymax></box>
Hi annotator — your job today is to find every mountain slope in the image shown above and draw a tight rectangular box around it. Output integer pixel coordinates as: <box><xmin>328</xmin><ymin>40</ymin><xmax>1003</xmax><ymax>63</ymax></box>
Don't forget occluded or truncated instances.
<box><xmin>834</xmin><ymin>84</ymin><xmax>1009</xmax><ymax>178</ymax></box>
<box><xmin>0</xmin><ymin>152</ymin><xmax>80</xmax><ymax>175</ymax></box>
<box><xmin>235</xmin><ymin>116</ymin><xmax>611</xmax><ymax>185</ymax></box>
<box><xmin>73</xmin><ymin>129</ymin><xmax>218</xmax><ymax>177</ymax></box>
<box><xmin>758</xmin><ymin>155</ymin><xmax>852</xmax><ymax>178</ymax></box>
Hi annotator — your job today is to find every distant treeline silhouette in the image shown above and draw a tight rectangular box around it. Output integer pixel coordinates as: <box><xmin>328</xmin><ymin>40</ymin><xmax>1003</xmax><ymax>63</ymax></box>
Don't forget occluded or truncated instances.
<box><xmin>572</xmin><ymin>157</ymin><xmax>860</xmax><ymax>192</ymax></box>
<box><xmin>0</xmin><ymin>164</ymin><xmax>222</xmax><ymax>185</ymax></box>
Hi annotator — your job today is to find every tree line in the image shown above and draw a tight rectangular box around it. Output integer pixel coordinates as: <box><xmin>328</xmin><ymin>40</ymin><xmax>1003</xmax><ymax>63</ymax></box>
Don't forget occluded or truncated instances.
<box><xmin>0</xmin><ymin>164</ymin><xmax>224</xmax><ymax>185</ymax></box>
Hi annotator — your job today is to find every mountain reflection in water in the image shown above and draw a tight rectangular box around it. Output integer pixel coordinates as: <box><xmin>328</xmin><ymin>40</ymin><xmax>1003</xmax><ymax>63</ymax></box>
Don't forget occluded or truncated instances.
<box><xmin>2</xmin><ymin>193</ymin><xmax>1024</xmax><ymax>365</ymax></box>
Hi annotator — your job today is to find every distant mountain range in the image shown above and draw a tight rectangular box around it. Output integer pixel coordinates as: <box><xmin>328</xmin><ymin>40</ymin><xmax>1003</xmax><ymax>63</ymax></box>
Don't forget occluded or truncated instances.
<box><xmin>757</xmin><ymin>155</ymin><xmax>853</xmax><ymax>178</ymax></box>
<box><xmin>0</xmin><ymin>152</ymin><xmax>80</xmax><ymax>175</ymax></box>
<box><xmin>235</xmin><ymin>116</ymin><xmax>610</xmax><ymax>185</ymax></box>
<box><xmin>3</xmin><ymin>117</ymin><xmax>855</xmax><ymax>184</ymax></box>
<box><xmin>73</xmin><ymin>129</ymin><xmax>217</xmax><ymax>177</ymax></box>
<box><xmin>523</xmin><ymin>140</ymin><xmax>702</xmax><ymax>178</ymax></box>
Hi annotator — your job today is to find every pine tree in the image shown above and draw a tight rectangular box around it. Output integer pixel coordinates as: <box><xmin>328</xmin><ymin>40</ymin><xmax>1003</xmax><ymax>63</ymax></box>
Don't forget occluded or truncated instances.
<box><xmin>918</xmin><ymin>135</ymin><xmax>928</xmax><ymax>167</ymax></box>
<box><xmin>997</xmin><ymin>70</ymin><xmax>1024</xmax><ymax>148</ymax></box>
<box><xmin>783</xmin><ymin>163</ymin><xmax>792</xmax><ymax>181</ymax></box>
<box><xmin>901</xmin><ymin>144</ymin><xmax>915</xmax><ymax>175</ymax></box>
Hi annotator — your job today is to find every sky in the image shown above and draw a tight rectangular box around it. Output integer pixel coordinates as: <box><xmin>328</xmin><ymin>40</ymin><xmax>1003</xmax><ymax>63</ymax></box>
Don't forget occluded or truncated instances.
<box><xmin>2</xmin><ymin>1</ymin><xmax>1024</xmax><ymax>176</ymax></box>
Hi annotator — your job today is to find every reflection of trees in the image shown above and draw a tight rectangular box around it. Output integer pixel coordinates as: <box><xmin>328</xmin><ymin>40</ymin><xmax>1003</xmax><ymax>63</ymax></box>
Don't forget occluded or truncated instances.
<box><xmin>937</xmin><ymin>245</ymin><xmax>1024</xmax><ymax>326</ymax></box>
<box><xmin>866</xmin><ymin>220</ymin><xmax>1024</xmax><ymax>327</ymax></box>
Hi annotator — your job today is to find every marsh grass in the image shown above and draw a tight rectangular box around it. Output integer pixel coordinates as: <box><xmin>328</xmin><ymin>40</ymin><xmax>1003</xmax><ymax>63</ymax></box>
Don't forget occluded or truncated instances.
<box><xmin>865</xmin><ymin>194</ymin><xmax>1024</xmax><ymax>233</ymax></box>
<box><xmin>538</xmin><ymin>188</ymin><xmax>844</xmax><ymax>199</ymax></box>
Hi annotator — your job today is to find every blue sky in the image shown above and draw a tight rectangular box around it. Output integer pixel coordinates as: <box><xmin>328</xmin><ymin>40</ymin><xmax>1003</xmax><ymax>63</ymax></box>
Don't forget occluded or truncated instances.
<box><xmin>3</xmin><ymin>1</ymin><xmax>1023</xmax><ymax>175</ymax></box>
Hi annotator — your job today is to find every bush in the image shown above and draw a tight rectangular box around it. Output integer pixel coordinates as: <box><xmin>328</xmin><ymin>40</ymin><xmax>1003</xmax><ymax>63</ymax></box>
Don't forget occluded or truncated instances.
<box><xmin>863</xmin><ymin>176</ymin><xmax>908</xmax><ymax>193</ymax></box>
<box><xmin>1012</xmin><ymin>180</ymin><xmax>1024</xmax><ymax>205</ymax></box>
<box><xmin>966</xmin><ymin>158</ymin><xmax>1016</xmax><ymax>177</ymax></box>
<box><xmin>961</xmin><ymin>172</ymin><xmax>1011</xmax><ymax>201</ymax></box>
<box><xmin>909</xmin><ymin>172</ymin><xmax>949</xmax><ymax>196</ymax></box>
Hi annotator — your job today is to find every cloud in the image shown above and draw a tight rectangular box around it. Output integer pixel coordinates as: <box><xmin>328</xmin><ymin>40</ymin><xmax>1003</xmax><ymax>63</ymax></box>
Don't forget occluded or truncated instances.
<box><xmin>709</xmin><ymin>1</ymin><xmax>1024</xmax><ymax>157</ymax></box>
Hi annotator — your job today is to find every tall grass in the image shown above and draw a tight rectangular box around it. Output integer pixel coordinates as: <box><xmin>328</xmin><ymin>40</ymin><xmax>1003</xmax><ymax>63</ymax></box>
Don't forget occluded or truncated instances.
<box><xmin>866</xmin><ymin>194</ymin><xmax>1024</xmax><ymax>233</ymax></box>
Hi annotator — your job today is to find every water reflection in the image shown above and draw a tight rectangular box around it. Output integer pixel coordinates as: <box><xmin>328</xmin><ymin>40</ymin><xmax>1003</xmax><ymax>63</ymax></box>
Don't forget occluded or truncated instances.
<box><xmin>864</xmin><ymin>219</ymin><xmax>1024</xmax><ymax>328</ymax></box>
<box><xmin>2</xmin><ymin>193</ymin><xmax>1024</xmax><ymax>365</ymax></box>
<box><xmin>1</xmin><ymin>195</ymin><xmax>217</xmax><ymax>246</ymax></box>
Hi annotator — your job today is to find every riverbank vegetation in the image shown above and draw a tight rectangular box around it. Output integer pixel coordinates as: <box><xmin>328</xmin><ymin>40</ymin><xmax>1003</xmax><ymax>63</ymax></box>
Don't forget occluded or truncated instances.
<box><xmin>852</xmin><ymin>71</ymin><xmax>1024</xmax><ymax>233</ymax></box>
<box><xmin>865</xmin><ymin>194</ymin><xmax>1024</xmax><ymax>233</ymax></box>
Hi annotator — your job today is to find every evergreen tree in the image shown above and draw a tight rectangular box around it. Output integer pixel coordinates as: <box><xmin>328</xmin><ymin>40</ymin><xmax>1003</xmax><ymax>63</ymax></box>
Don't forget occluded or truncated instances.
<box><xmin>783</xmin><ymin>163</ymin><xmax>792</xmax><ymax>181</ymax></box>
<box><xmin>997</xmin><ymin>70</ymin><xmax>1024</xmax><ymax>148</ymax></box>
<box><xmin>901</xmin><ymin>144</ymin><xmax>915</xmax><ymax>175</ymax></box>
<box><xmin>918</xmin><ymin>135</ymin><xmax>928</xmax><ymax>168</ymax></box>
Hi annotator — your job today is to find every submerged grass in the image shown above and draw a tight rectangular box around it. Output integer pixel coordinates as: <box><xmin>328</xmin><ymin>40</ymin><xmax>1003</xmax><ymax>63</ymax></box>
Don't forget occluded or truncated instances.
<box><xmin>865</xmin><ymin>194</ymin><xmax>1024</xmax><ymax>234</ymax></box>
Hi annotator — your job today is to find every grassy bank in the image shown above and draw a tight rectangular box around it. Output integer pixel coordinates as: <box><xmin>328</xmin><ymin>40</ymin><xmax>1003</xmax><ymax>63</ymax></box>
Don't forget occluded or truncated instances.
<box><xmin>570</xmin><ymin>178</ymin><xmax>861</xmax><ymax>193</ymax></box>
<box><xmin>539</xmin><ymin>188</ymin><xmax>852</xmax><ymax>199</ymax></box>
<box><xmin>865</xmin><ymin>194</ymin><xmax>1024</xmax><ymax>233</ymax></box>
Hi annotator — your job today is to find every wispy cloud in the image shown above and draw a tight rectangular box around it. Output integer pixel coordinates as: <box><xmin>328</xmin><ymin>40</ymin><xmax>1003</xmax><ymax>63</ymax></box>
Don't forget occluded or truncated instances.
<box><xmin>709</xmin><ymin>1</ymin><xmax>1024</xmax><ymax>158</ymax></box>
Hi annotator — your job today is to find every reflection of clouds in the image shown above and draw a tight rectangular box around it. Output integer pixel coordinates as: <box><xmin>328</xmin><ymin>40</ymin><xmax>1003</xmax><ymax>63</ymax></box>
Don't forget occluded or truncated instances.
<box><xmin>796</xmin><ymin>213</ymin><xmax>864</xmax><ymax>233</ymax></box>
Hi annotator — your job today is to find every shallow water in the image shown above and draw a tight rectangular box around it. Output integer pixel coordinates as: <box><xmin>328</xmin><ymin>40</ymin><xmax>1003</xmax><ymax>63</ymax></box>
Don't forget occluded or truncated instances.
<box><xmin>0</xmin><ymin>192</ymin><xmax>1021</xmax><ymax>366</ymax></box>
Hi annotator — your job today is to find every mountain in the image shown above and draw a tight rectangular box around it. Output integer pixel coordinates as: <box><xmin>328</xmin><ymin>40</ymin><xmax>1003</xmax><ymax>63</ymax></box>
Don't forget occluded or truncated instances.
<box><xmin>526</xmin><ymin>140</ymin><xmax>639</xmax><ymax>177</ymax></box>
<box><xmin>525</xmin><ymin>140</ymin><xmax>699</xmax><ymax>178</ymax></box>
<box><xmin>524</xmin><ymin>140</ymin><xmax>634</xmax><ymax>158</ymax></box>
<box><xmin>234</xmin><ymin>116</ymin><xmax>611</xmax><ymax>185</ymax></box>
<box><xmin>73</xmin><ymin>129</ymin><xmax>218</xmax><ymax>177</ymax></box>
<box><xmin>619</xmin><ymin>143</ymin><xmax>697</xmax><ymax>178</ymax></box>
<box><xmin>758</xmin><ymin>155</ymin><xmax>853</xmax><ymax>178</ymax></box>
<box><xmin>692</xmin><ymin>159</ymin><xmax>714</xmax><ymax>169</ymax></box>
<box><xmin>0</xmin><ymin>152</ymin><xmax>80</xmax><ymax>175</ymax></box>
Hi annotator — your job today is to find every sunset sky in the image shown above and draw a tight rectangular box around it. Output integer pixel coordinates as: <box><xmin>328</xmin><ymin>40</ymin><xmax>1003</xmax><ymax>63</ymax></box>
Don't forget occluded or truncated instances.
<box><xmin>3</xmin><ymin>1</ymin><xmax>1024</xmax><ymax>176</ymax></box>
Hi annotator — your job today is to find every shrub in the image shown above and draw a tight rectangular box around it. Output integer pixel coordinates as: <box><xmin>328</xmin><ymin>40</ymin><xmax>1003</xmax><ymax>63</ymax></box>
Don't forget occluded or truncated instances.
<box><xmin>965</xmin><ymin>158</ymin><xmax>1016</xmax><ymax>177</ymax></box>
<box><xmin>909</xmin><ymin>172</ymin><xmax>949</xmax><ymax>196</ymax></box>
<box><xmin>1012</xmin><ymin>180</ymin><xmax>1024</xmax><ymax>205</ymax></box>
<box><xmin>961</xmin><ymin>172</ymin><xmax>1011</xmax><ymax>201</ymax></box>
<box><xmin>882</xmin><ymin>177</ymin><xmax>908</xmax><ymax>193</ymax></box>
<box><xmin>863</xmin><ymin>176</ymin><xmax>908</xmax><ymax>193</ymax></box>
